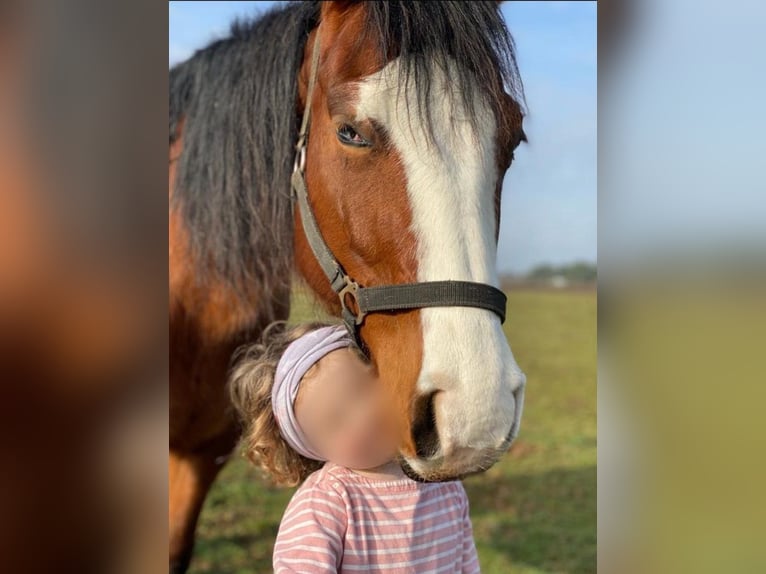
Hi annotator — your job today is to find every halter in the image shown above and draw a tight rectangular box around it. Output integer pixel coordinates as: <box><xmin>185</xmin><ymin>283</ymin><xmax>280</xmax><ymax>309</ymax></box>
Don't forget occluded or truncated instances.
<box><xmin>290</xmin><ymin>30</ymin><xmax>508</xmax><ymax>349</ymax></box>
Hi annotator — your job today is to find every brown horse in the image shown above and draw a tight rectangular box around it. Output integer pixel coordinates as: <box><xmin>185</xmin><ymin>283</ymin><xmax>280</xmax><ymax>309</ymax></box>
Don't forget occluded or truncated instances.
<box><xmin>169</xmin><ymin>1</ymin><xmax>527</xmax><ymax>571</ymax></box>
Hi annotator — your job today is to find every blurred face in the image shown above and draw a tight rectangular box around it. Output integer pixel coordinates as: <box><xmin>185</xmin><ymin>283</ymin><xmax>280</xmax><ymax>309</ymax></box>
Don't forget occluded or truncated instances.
<box><xmin>294</xmin><ymin>348</ymin><xmax>399</xmax><ymax>470</ymax></box>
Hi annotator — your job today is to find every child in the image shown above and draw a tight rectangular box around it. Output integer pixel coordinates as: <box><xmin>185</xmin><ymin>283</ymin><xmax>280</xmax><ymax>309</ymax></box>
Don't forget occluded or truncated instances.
<box><xmin>229</xmin><ymin>320</ymin><xmax>481</xmax><ymax>573</ymax></box>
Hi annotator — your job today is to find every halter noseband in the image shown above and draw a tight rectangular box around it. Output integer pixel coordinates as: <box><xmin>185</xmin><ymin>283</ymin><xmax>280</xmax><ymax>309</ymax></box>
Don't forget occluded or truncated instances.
<box><xmin>290</xmin><ymin>30</ymin><xmax>508</xmax><ymax>349</ymax></box>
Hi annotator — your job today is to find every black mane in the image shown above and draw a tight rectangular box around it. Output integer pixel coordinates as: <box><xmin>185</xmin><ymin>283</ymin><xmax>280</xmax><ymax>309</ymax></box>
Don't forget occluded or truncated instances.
<box><xmin>169</xmin><ymin>1</ymin><xmax>524</xmax><ymax>299</ymax></box>
<box><xmin>170</xmin><ymin>1</ymin><xmax>319</xmax><ymax>302</ymax></box>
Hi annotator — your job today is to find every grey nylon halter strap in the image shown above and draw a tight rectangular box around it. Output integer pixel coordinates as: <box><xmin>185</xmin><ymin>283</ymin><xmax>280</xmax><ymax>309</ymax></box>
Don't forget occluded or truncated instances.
<box><xmin>290</xmin><ymin>29</ymin><xmax>507</xmax><ymax>346</ymax></box>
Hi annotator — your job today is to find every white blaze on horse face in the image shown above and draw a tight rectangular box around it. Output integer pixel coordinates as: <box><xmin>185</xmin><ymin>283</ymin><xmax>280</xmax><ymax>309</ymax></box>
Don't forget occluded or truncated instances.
<box><xmin>356</xmin><ymin>58</ymin><xmax>527</xmax><ymax>473</ymax></box>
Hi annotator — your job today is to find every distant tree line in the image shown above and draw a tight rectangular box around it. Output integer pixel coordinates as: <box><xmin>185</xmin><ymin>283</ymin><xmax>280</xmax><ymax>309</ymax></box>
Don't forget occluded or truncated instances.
<box><xmin>526</xmin><ymin>261</ymin><xmax>597</xmax><ymax>283</ymax></box>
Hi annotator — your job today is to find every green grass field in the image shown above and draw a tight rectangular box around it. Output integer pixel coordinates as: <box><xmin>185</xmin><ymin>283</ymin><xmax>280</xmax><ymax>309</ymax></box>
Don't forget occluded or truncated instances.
<box><xmin>189</xmin><ymin>288</ymin><xmax>596</xmax><ymax>574</ymax></box>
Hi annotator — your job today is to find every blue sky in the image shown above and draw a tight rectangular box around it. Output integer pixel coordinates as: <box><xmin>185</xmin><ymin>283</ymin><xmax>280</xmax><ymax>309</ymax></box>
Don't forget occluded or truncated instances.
<box><xmin>169</xmin><ymin>1</ymin><xmax>597</xmax><ymax>274</ymax></box>
<box><xmin>600</xmin><ymin>0</ymin><xmax>766</xmax><ymax>264</ymax></box>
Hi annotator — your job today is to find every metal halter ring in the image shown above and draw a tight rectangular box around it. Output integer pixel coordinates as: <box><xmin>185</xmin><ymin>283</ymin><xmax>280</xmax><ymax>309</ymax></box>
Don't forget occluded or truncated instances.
<box><xmin>338</xmin><ymin>276</ymin><xmax>366</xmax><ymax>326</ymax></box>
<box><xmin>293</xmin><ymin>144</ymin><xmax>306</xmax><ymax>174</ymax></box>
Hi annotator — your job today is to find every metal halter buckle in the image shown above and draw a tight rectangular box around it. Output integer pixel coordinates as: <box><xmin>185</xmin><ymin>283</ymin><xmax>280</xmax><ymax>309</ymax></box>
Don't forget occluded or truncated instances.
<box><xmin>293</xmin><ymin>143</ymin><xmax>306</xmax><ymax>174</ymax></box>
<box><xmin>338</xmin><ymin>276</ymin><xmax>366</xmax><ymax>326</ymax></box>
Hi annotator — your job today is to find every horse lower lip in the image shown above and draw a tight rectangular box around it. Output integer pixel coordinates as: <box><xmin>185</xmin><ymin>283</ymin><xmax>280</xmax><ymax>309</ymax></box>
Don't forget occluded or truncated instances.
<box><xmin>397</xmin><ymin>457</ymin><xmax>430</xmax><ymax>482</ymax></box>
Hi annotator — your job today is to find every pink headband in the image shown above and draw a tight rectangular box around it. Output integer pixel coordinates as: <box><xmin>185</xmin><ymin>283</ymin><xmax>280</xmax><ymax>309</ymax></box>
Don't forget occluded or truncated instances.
<box><xmin>272</xmin><ymin>324</ymin><xmax>354</xmax><ymax>461</ymax></box>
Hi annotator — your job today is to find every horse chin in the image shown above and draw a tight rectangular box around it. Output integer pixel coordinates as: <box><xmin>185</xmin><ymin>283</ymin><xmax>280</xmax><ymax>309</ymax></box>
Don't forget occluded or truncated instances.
<box><xmin>397</xmin><ymin>456</ymin><xmax>432</xmax><ymax>482</ymax></box>
<box><xmin>396</xmin><ymin>454</ymin><xmax>474</xmax><ymax>483</ymax></box>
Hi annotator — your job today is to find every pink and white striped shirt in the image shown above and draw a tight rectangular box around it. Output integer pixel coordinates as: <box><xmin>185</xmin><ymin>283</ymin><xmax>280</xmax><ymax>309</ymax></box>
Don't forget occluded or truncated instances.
<box><xmin>273</xmin><ymin>462</ymin><xmax>480</xmax><ymax>573</ymax></box>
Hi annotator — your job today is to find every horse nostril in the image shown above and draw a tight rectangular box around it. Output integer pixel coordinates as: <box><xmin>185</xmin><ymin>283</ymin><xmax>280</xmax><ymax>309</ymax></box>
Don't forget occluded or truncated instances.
<box><xmin>411</xmin><ymin>391</ymin><xmax>440</xmax><ymax>459</ymax></box>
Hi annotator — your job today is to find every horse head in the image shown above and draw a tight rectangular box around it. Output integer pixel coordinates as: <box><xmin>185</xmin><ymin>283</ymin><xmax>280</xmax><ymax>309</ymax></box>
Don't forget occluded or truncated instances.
<box><xmin>295</xmin><ymin>1</ymin><xmax>527</xmax><ymax>481</ymax></box>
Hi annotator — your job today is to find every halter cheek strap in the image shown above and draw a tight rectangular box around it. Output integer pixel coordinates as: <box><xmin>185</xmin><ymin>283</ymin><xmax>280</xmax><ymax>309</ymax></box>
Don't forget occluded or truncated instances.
<box><xmin>291</xmin><ymin>29</ymin><xmax>508</xmax><ymax>350</ymax></box>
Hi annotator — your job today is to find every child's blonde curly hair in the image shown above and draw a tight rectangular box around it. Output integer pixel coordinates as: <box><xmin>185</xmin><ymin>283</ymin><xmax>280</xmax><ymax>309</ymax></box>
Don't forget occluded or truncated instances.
<box><xmin>228</xmin><ymin>320</ymin><xmax>368</xmax><ymax>486</ymax></box>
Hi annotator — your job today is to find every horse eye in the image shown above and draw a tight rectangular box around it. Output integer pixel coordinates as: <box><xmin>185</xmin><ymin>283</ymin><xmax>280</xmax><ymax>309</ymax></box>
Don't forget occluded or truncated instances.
<box><xmin>337</xmin><ymin>124</ymin><xmax>369</xmax><ymax>147</ymax></box>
